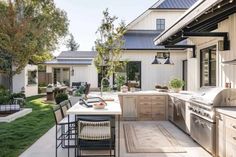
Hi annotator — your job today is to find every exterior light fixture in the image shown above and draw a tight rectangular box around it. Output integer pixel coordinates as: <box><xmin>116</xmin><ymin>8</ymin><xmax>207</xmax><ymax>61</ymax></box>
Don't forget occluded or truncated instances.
<box><xmin>152</xmin><ymin>55</ymin><xmax>161</xmax><ymax>64</ymax></box>
<box><xmin>164</xmin><ymin>56</ymin><xmax>174</xmax><ymax>65</ymax></box>
<box><xmin>71</xmin><ymin>67</ymin><xmax>74</xmax><ymax>76</ymax></box>
<box><xmin>151</xmin><ymin>52</ymin><xmax>174</xmax><ymax>65</ymax></box>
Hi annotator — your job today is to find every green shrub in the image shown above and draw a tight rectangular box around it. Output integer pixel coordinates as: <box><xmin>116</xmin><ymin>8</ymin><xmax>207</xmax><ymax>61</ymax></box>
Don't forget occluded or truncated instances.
<box><xmin>74</xmin><ymin>85</ymin><xmax>85</xmax><ymax>96</ymax></box>
<box><xmin>0</xmin><ymin>86</ymin><xmax>10</xmax><ymax>105</ymax></box>
<box><xmin>55</xmin><ymin>93</ymin><xmax>68</xmax><ymax>104</ymax></box>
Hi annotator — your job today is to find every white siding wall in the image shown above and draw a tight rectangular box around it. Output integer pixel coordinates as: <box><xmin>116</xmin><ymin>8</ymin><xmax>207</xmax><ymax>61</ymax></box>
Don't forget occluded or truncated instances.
<box><xmin>218</xmin><ymin>14</ymin><xmax>236</xmax><ymax>88</ymax></box>
<box><xmin>129</xmin><ymin>10</ymin><xmax>185</xmax><ymax>30</ymax></box>
<box><xmin>70</xmin><ymin>64</ymin><xmax>98</xmax><ymax>88</ymax></box>
<box><xmin>12</xmin><ymin>68</ymin><xmax>25</xmax><ymax>94</ymax></box>
<box><xmin>13</xmin><ymin>64</ymin><xmax>38</xmax><ymax>97</ymax></box>
<box><xmin>186</xmin><ymin>13</ymin><xmax>236</xmax><ymax>90</ymax></box>
<box><xmin>121</xmin><ymin>50</ymin><xmax>187</xmax><ymax>90</ymax></box>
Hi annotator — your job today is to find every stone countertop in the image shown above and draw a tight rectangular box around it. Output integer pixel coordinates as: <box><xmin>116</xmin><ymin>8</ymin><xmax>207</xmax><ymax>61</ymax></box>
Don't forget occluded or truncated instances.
<box><xmin>118</xmin><ymin>91</ymin><xmax>168</xmax><ymax>96</ymax></box>
<box><xmin>118</xmin><ymin>90</ymin><xmax>194</xmax><ymax>102</ymax></box>
<box><xmin>216</xmin><ymin>107</ymin><xmax>236</xmax><ymax>119</ymax></box>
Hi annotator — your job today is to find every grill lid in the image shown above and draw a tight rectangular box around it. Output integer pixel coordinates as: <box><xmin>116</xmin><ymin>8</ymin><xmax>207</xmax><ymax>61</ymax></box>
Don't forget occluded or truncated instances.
<box><xmin>190</xmin><ymin>86</ymin><xmax>231</xmax><ymax>106</ymax></box>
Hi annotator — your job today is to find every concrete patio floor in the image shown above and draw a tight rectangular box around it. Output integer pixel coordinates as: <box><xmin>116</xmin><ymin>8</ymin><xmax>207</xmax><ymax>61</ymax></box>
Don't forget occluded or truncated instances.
<box><xmin>20</xmin><ymin>121</ymin><xmax>212</xmax><ymax>157</ymax></box>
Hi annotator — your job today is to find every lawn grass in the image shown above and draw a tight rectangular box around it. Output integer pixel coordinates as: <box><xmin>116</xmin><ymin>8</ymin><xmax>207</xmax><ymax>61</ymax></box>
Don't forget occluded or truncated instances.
<box><xmin>0</xmin><ymin>95</ymin><xmax>56</xmax><ymax>157</ymax></box>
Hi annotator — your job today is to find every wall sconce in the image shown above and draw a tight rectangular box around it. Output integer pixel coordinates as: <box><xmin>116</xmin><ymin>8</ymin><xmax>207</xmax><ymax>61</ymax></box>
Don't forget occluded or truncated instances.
<box><xmin>71</xmin><ymin>67</ymin><xmax>74</xmax><ymax>76</ymax></box>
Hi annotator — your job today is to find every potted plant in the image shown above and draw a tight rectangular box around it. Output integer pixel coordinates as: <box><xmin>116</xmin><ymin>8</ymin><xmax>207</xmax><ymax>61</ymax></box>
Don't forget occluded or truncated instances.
<box><xmin>115</xmin><ymin>74</ymin><xmax>126</xmax><ymax>91</ymax></box>
<box><xmin>169</xmin><ymin>78</ymin><xmax>184</xmax><ymax>93</ymax></box>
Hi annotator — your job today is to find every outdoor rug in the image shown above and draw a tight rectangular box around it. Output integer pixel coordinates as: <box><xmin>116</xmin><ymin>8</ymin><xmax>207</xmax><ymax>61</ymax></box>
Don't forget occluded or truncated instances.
<box><xmin>123</xmin><ymin>123</ymin><xmax>186</xmax><ymax>153</ymax></box>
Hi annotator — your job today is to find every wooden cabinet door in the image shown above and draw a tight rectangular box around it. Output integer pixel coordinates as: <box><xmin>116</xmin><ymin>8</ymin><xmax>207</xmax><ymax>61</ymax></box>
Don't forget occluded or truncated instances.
<box><xmin>226</xmin><ymin>141</ymin><xmax>236</xmax><ymax>157</ymax></box>
<box><xmin>151</xmin><ymin>96</ymin><xmax>166</xmax><ymax>120</ymax></box>
<box><xmin>216</xmin><ymin>114</ymin><xmax>225</xmax><ymax>157</ymax></box>
<box><xmin>122</xmin><ymin>96</ymin><xmax>137</xmax><ymax>119</ymax></box>
<box><xmin>225</xmin><ymin>116</ymin><xmax>236</xmax><ymax>157</ymax></box>
<box><xmin>168</xmin><ymin>97</ymin><xmax>174</xmax><ymax>121</ymax></box>
<box><xmin>138</xmin><ymin>96</ymin><xmax>152</xmax><ymax>120</ymax></box>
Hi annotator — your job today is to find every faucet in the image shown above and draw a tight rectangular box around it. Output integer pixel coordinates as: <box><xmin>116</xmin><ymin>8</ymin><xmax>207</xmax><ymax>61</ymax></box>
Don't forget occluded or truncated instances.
<box><xmin>100</xmin><ymin>77</ymin><xmax>110</xmax><ymax>97</ymax></box>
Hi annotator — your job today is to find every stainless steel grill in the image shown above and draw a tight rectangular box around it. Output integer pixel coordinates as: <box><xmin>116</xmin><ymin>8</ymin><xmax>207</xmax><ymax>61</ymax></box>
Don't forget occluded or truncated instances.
<box><xmin>188</xmin><ymin>86</ymin><xmax>236</xmax><ymax>155</ymax></box>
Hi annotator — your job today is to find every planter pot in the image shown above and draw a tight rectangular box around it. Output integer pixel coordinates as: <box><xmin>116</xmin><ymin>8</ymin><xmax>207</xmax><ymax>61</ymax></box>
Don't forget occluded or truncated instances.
<box><xmin>46</xmin><ymin>88</ymin><xmax>54</xmax><ymax>93</ymax></box>
<box><xmin>172</xmin><ymin>88</ymin><xmax>181</xmax><ymax>93</ymax></box>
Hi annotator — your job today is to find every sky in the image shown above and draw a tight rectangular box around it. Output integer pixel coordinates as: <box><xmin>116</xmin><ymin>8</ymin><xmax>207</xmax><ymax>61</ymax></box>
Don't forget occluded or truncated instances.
<box><xmin>54</xmin><ymin>0</ymin><xmax>157</xmax><ymax>55</ymax></box>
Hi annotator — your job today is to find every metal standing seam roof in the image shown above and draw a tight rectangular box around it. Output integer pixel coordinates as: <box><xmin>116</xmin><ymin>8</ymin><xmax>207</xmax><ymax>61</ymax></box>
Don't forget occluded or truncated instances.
<box><xmin>57</xmin><ymin>51</ymin><xmax>97</xmax><ymax>59</ymax></box>
<box><xmin>44</xmin><ymin>59</ymin><xmax>93</xmax><ymax>65</ymax></box>
<box><xmin>122</xmin><ymin>30</ymin><xmax>187</xmax><ymax>50</ymax></box>
<box><xmin>122</xmin><ymin>30</ymin><xmax>165</xmax><ymax>50</ymax></box>
<box><xmin>151</xmin><ymin>0</ymin><xmax>198</xmax><ymax>9</ymax></box>
<box><xmin>44</xmin><ymin>51</ymin><xmax>97</xmax><ymax>65</ymax></box>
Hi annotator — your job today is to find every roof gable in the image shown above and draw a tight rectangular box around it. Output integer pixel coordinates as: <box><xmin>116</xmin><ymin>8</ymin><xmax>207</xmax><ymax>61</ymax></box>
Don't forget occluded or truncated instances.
<box><xmin>127</xmin><ymin>0</ymin><xmax>197</xmax><ymax>30</ymax></box>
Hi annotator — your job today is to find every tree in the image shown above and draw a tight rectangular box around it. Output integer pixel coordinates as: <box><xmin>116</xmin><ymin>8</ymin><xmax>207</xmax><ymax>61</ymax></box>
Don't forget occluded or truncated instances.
<box><xmin>66</xmin><ymin>33</ymin><xmax>79</xmax><ymax>51</ymax></box>
<box><xmin>0</xmin><ymin>0</ymin><xmax>69</xmax><ymax>75</ymax></box>
<box><xmin>94</xmin><ymin>9</ymin><xmax>126</xmax><ymax>92</ymax></box>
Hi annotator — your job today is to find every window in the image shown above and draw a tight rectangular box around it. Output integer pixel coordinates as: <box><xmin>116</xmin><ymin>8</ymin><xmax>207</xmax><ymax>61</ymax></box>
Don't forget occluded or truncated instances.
<box><xmin>28</xmin><ymin>70</ymin><xmax>37</xmax><ymax>85</ymax></box>
<box><xmin>200</xmin><ymin>46</ymin><xmax>216</xmax><ymax>86</ymax></box>
<box><xmin>113</xmin><ymin>61</ymin><xmax>142</xmax><ymax>89</ymax></box>
<box><xmin>156</xmin><ymin>19</ymin><xmax>165</xmax><ymax>31</ymax></box>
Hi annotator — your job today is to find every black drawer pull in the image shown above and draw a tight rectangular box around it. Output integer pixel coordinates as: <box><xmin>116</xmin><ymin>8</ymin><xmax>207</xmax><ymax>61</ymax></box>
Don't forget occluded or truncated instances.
<box><xmin>232</xmin><ymin>125</ymin><xmax>236</xmax><ymax>129</ymax></box>
<box><xmin>233</xmin><ymin>137</ymin><xmax>236</xmax><ymax>140</ymax></box>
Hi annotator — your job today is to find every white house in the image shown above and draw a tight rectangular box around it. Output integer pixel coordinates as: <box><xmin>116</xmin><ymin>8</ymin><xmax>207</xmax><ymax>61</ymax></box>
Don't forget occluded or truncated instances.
<box><xmin>45</xmin><ymin>51</ymin><xmax>98</xmax><ymax>89</ymax></box>
<box><xmin>45</xmin><ymin>0</ymin><xmax>198</xmax><ymax>90</ymax></box>
<box><xmin>154</xmin><ymin>0</ymin><xmax>236</xmax><ymax>91</ymax></box>
<box><xmin>120</xmin><ymin>0</ymin><xmax>198</xmax><ymax>90</ymax></box>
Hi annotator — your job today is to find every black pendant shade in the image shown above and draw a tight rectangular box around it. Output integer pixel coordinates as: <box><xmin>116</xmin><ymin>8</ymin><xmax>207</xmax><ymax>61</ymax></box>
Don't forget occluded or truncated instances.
<box><xmin>152</xmin><ymin>56</ymin><xmax>161</xmax><ymax>64</ymax></box>
<box><xmin>164</xmin><ymin>57</ymin><xmax>174</xmax><ymax>65</ymax></box>
<box><xmin>152</xmin><ymin>52</ymin><xmax>174</xmax><ymax>65</ymax></box>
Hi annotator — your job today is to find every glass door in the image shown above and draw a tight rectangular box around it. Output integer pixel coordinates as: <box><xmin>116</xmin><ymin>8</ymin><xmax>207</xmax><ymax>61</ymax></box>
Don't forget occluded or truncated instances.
<box><xmin>200</xmin><ymin>46</ymin><xmax>216</xmax><ymax>86</ymax></box>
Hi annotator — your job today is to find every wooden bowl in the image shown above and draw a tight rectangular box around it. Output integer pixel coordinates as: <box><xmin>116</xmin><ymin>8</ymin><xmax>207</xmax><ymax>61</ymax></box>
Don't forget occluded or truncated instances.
<box><xmin>93</xmin><ymin>102</ymin><xmax>106</xmax><ymax>109</ymax></box>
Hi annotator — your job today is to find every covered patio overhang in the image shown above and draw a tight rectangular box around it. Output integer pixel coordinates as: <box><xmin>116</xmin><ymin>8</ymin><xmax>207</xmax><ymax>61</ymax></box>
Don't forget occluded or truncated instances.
<box><xmin>154</xmin><ymin>0</ymin><xmax>236</xmax><ymax>48</ymax></box>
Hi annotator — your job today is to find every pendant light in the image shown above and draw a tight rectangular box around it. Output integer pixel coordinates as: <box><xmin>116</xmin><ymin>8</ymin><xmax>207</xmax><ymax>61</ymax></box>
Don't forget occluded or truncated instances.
<box><xmin>152</xmin><ymin>55</ymin><xmax>161</xmax><ymax>64</ymax></box>
<box><xmin>163</xmin><ymin>56</ymin><xmax>174</xmax><ymax>65</ymax></box>
<box><xmin>164</xmin><ymin>50</ymin><xmax>174</xmax><ymax>65</ymax></box>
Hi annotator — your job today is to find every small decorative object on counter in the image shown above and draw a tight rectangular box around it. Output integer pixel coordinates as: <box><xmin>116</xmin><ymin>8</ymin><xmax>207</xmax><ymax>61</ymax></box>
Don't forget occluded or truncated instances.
<box><xmin>225</xmin><ymin>82</ymin><xmax>231</xmax><ymax>88</ymax></box>
<box><xmin>93</xmin><ymin>102</ymin><xmax>106</xmax><ymax>109</ymax></box>
<box><xmin>130</xmin><ymin>87</ymin><xmax>135</xmax><ymax>92</ymax></box>
<box><xmin>121</xmin><ymin>85</ymin><xmax>128</xmax><ymax>93</ymax></box>
<box><xmin>155</xmin><ymin>85</ymin><xmax>168</xmax><ymax>92</ymax></box>
<box><xmin>169</xmin><ymin>78</ymin><xmax>184</xmax><ymax>93</ymax></box>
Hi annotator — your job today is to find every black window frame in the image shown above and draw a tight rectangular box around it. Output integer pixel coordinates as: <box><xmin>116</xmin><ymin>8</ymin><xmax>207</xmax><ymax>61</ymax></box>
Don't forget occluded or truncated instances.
<box><xmin>112</xmin><ymin>61</ymin><xmax>142</xmax><ymax>89</ymax></box>
<box><xmin>200</xmin><ymin>45</ymin><xmax>216</xmax><ymax>87</ymax></box>
<box><xmin>156</xmin><ymin>19</ymin><xmax>165</xmax><ymax>31</ymax></box>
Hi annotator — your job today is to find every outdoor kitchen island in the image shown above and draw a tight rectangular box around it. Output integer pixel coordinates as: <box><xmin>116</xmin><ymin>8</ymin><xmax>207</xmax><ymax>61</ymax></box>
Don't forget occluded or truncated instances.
<box><xmin>118</xmin><ymin>91</ymin><xmax>193</xmax><ymax>121</ymax></box>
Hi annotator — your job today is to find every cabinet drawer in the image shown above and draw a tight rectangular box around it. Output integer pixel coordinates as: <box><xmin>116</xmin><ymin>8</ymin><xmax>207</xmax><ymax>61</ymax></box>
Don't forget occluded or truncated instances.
<box><xmin>139</xmin><ymin>108</ymin><xmax>152</xmax><ymax>114</ymax></box>
<box><xmin>151</xmin><ymin>96</ymin><xmax>165</xmax><ymax>101</ymax></box>
<box><xmin>139</xmin><ymin>103</ymin><xmax>152</xmax><ymax>109</ymax></box>
<box><xmin>226</xmin><ymin>141</ymin><xmax>236</xmax><ymax>157</ymax></box>
<box><xmin>152</xmin><ymin>102</ymin><xmax>165</xmax><ymax>107</ymax></box>
<box><xmin>139</xmin><ymin>113</ymin><xmax>152</xmax><ymax>120</ymax></box>
<box><xmin>152</xmin><ymin>113</ymin><xmax>165</xmax><ymax>120</ymax></box>
<box><xmin>226</xmin><ymin>127</ymin><xmax>236</xmax><ymax>145</ymax></box>
<box><xmin>152</xmin><ymin>106</ymin><xmax>165</xmax><ymax>112</ymax></box>
<box><xmin>138</xmin><ymin>96</ymin><xmax>152</xmax><ymax>102</ymax></box>
<box><xmin>225</xmin><ymin>116</ymin><xmax>236</xmax><ymax>131</ymax></box>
